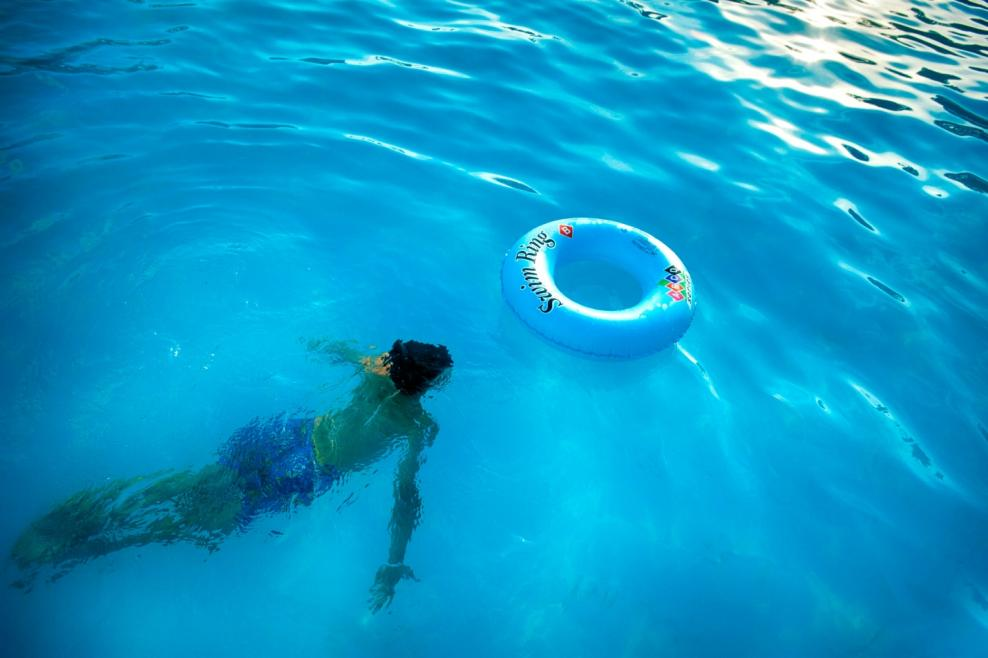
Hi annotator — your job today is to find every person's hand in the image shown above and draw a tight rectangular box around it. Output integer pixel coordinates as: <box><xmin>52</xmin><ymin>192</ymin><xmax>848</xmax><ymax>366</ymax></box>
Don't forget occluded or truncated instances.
<box><xmin>368</xmin><ymin>563</ymin><xmax>417</xmax><ymax>613</ymax></box>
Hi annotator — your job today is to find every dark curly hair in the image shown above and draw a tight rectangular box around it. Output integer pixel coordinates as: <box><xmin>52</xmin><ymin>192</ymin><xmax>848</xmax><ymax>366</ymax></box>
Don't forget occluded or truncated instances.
<box><xmin>384</xmin><ymin>340</ymin><xmax>453</xmax><ymax>395</ymax></box>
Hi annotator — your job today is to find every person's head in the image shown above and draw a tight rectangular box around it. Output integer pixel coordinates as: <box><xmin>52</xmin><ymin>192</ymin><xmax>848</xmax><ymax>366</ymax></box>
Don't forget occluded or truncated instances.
<box><xmin>384</xmin><ymin>339</ymin><xmax>453</xmax><ymax>396</ymax></box>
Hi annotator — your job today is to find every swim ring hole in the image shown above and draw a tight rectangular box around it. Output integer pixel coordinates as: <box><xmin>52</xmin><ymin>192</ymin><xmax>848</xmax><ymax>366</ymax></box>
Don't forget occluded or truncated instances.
<box><xmin>552</xmin><ymin>258</ymin><xmax>643</xmax><ymax>312</ymax></box>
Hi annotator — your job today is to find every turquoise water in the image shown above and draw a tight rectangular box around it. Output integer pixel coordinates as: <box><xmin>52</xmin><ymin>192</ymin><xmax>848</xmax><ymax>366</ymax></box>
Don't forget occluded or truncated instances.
<box><xmin>1</xmin><ymin>0</ymin><xmax>987</xmax><ymax>655</ymax></box>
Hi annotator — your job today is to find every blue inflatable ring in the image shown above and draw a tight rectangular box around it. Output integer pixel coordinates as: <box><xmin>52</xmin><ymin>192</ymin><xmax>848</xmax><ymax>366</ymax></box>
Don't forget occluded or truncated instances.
<box><xmin>501</xmin><ymin>218</ymin><xmax>695</xmax><ymax>358</ymax></box>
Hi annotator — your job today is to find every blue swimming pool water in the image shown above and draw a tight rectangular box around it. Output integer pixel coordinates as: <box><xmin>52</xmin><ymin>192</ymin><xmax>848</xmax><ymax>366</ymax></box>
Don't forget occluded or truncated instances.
<box><xmin>1</xmin><ymin>0</ymin><xmax>986</xmax><ymax>656</ymax></box>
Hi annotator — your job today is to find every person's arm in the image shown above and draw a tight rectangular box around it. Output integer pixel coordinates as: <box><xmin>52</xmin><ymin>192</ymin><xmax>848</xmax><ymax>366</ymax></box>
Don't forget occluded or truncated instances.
<box><xmin>307</xmin><ymin>338</ymin><xmax>392</xmax><ymax>378</ymax></box>
<box><xmin>305</xmin><ymin>338</ymin><xmax>368</xmax><ymax>368</ymax></box>
<box><xmin>369</xmin><ymin>419</ymin><xmax>436</xmax><ymax>612</ymax></box>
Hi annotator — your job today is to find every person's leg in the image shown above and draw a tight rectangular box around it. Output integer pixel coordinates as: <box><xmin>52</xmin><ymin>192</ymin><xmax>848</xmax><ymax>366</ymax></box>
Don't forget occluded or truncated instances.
<box><xmin>11</xmin><ymin>463</ymin><xmax>243</xmax><ymax>583</ymax></box>
<box><xmin>12</xmin><ymin>413</ymin><xmax>325</xmax><ymax>585</ymax></box>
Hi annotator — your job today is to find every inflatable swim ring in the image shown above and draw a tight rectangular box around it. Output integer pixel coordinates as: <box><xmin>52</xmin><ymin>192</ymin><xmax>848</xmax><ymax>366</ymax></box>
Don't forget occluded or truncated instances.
<box><xmin>501</xmin><ymin>218</ymin><xmax>695</xmax><ymax>358</ymax></box>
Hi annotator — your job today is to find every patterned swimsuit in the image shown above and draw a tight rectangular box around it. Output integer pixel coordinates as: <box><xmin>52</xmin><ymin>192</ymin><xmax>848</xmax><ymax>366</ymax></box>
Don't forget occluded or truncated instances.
<box><xmin>217</xmin><ymin>414</ymin><xmax>338</xmax><ymax>523</ymax></box>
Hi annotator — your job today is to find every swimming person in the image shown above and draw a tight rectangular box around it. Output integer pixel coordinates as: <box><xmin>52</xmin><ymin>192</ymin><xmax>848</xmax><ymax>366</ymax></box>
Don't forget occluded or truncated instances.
<box><xmin>10</xmin><ymin>338</ymin><xmax>453</xmax><ymax>612</ymax></box>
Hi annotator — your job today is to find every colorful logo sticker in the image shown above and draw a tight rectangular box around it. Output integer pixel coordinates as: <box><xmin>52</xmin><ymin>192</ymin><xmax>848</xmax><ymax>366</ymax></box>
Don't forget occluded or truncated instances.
<box><xmin>559</xmin><ymin>224</ymin><xmax>574</xmax><ymax>238</ymax></box>
<box><xmin>662</xmin><ymin>265</ymin><xmax>692</xmax><ymax>304</ymax></box>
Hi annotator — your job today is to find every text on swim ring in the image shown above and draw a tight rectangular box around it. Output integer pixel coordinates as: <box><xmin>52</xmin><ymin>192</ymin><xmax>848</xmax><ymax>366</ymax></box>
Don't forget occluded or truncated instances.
<box><xmin>514</xmin><ymin>230</ymin><xmax>561</xmax><ymax>314</ymax></box>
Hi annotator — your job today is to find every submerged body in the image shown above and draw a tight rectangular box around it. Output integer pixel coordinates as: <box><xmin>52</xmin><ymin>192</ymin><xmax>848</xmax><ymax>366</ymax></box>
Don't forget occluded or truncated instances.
<box><xmin>11</xmin><ymin>339</ymin><xmax>451</xmax><ymax>611</ymax></box>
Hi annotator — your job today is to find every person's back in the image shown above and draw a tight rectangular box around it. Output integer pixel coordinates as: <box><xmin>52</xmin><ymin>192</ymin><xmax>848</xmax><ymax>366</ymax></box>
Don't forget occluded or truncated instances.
<box><xmin>11</xmin><ymin>338</ymin><xmax>453</xmax><ymax>611</ymax></box>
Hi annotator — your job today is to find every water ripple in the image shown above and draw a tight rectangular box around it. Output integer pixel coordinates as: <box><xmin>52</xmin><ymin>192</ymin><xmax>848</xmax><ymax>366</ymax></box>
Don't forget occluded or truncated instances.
<box><xmin>344</xmin><ymin>133</ymin><xmax>431</xmax><ymax>160</ymax></box>
<box><xmin>849</xmin><ymin>381</ymin><xmax>947</xmax><ymax>485</ymax></box>
<box><xmin>471</xmin><ymin>172</ymin><xmax>538</xmax><ymax>194</ymax></box>
<box><xmin>944</xmin><ymin>171</ymin><xmax>988</xmax><ymax>194</ymax></box>
<box><xmin>834</xmin><ymin>198</ymin><xmax>879</xmax><ymax>233</ymax></box>
<box><xmin>195</xmin><ymin>121</ymin><xmax>298</xmax><ymax>130</ymax></box>
<box><xmin>618</xmin><ymin>0</ymin><xmax>668</xmax><ymax>23</ymax></box>
<box><xmin>343</xmin><ymin>54</ymin><xmax>469</xmax><ymax>78</ymax></box>
<box><xmin>395</xmin><ymin>17</ymin><xmax>560</xmax><ymax>43</ymax></box>
<box><xmin>0</xmin><ymin>37</ymin><xmax>170</xmax><ymax>76</ymax></box>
